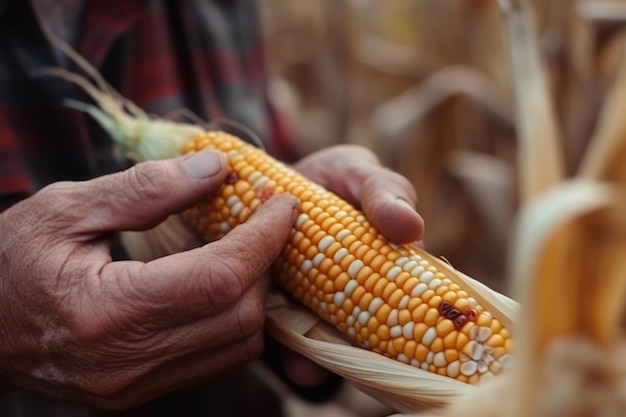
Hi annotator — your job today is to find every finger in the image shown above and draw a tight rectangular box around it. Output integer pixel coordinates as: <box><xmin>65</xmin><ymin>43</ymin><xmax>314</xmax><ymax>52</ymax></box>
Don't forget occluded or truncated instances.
<box><xmin>357</xmin><ymin>168</ymin><xmax>425</xmax><ymax>244</ymax></box>
<box><xmin>74</xmin><ymin>149</ymin><xmax>230</xmax><ymax>233</ymax></box>
<box><xmin>160</xmin><ymin>275</ymin><xmax>269</xmax><ymax>351</ymax></box>
<box><xmin>132</xmin><ymin>271</ymin><xmax>269</xmax><ymax>354</ymax></box>
<box><xmin>102</xmin><ymin>194</ymin><xmax>299</xmax><ymax>323</ymax></box>
<box><xmin>294</xmin><ymin>146</ymin><xmax>424</xmax><ymax>243</ymax></box>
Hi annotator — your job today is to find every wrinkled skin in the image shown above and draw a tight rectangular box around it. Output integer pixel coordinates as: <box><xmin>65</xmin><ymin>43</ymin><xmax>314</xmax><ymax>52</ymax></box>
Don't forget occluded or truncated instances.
<box><xmin>0</xmin><ymin>145</ymin><xmax>424</xmax><ymax>409</ymax></box>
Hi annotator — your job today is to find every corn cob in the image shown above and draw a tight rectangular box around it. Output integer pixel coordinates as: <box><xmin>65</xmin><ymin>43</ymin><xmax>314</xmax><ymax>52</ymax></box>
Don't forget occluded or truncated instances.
<box><xmin>181</xmin><ymin>131</ymin><xmax>514</xmax><ymax>384</ymax></box>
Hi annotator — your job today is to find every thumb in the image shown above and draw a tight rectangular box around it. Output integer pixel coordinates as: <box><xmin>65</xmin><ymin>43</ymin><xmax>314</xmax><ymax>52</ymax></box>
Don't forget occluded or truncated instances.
<box><xmin>77</xmin><ymin>149</ymin><xmax>229</xmax><ymax>232</ymax></box>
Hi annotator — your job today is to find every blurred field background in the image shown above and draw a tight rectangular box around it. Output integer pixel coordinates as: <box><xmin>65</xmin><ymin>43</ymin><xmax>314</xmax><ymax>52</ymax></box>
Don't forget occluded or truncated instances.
<box><xmin>258</xmin><ymin>0</ymin><xmax>626</xmax><ymax>296</ymax></box>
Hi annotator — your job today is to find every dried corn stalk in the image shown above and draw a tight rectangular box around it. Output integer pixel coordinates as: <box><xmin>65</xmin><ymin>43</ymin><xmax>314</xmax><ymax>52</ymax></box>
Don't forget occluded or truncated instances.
<box><xmin>390</xmin><ymin>1</ymin><xmax>626</xmax><ymax>416</ymax></box>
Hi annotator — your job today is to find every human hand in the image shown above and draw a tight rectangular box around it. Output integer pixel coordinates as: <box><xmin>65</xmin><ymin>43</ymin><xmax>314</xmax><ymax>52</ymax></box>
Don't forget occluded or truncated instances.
<box><xmin>0</xmin><ymin>150</ymin><xmax>299</xmax><ymax>409</ymax></box>
<box><xmin>294</xmin><ymin>144</ymin><xmax>424</xmax><ymax>244</ymax></box>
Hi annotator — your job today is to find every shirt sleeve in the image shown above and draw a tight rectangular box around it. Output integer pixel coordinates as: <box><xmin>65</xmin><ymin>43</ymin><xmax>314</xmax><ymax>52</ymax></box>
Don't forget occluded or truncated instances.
<box><xmin>0</xmin><ymin>107</ymin><xmax>31</xmax><ymax>211</ymax></box>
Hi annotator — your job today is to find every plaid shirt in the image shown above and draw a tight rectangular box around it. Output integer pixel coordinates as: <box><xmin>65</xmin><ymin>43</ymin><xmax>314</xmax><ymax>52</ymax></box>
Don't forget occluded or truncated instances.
<box><xmin>0</xmin><ymin>0</ymin><xmax>299</xmax><ymax>212</ymax></box>
<box><xmin>0</xmin><ymin>0</ymin><xmax>299</xmax><ymax>415</ymax></box>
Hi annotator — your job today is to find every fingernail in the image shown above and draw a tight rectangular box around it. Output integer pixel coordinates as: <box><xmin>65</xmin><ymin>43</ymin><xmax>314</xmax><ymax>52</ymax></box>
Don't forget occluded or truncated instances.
<box><xmin>183</xmin><ymin>150</ymin><xmax>224</xmax><ymax>179</ymax></box>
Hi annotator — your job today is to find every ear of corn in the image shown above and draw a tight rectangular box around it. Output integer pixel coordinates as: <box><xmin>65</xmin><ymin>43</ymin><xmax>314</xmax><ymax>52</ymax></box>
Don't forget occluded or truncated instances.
<box><xmin>179</xmin><ymin>131</ymin><xmax>513</xmax><ymax>384</ymax></box>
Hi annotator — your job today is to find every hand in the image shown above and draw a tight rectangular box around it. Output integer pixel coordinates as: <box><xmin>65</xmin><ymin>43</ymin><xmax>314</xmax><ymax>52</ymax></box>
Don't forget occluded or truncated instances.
<box><xmin>0</xmin><ymin>150</ymin><xmax>299</xmax><ymax>409</ymax></box>
<box><xmin>294</xmin><ymin>144</ymin><xmax>424</xmax><ymax>244</ymax></box>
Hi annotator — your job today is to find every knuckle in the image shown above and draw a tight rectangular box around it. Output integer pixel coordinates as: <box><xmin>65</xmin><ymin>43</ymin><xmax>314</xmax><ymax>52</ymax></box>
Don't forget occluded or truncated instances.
<box><xmin>65</xmin><ymin>305</ymin><xmax>110</xmax><ymax>345</ymax></box>
<box><xmin>392</xmin><ymin>171</ymin><xmax>417</xmax><ymax>196</ymax></box>
<box><xmin>382</xmin><ymin>167</ymin><xmax>415</xmax><ymax>192</ymax></box>
<box><xmin>33</xmin><ymin>181</ymin><xmax>81</xmax><ymax>220</ymax></box>
<box><xmin>352</xmin><ymin>144</ymin><xmax>379</xmax><ymax>162</ymax></box>
<box><xmin>203</xmin><ymin>262</ymin><xmax>245</xmax><ymax>307</ymax></box>
<box><xmin>336</xmin><ymin>144</ymin><xmax>378</xmax><ymax>162</ymax></box>
<box><xmin>37</xmin><ymin>180</ymin><xmax>72</xmax><ymax>198</ymax></box>
<box><xmin>236</xmin><ymin>296</ymin><xmax>266</xmax><ymax>339</ymax></box>
<box><xmin>61</xmin><ymin>290</ymin><xmax>130</xmax><ymax>347</ymax></box>
<box><xmin>227</xmin><ymin>232</ymin><xmax>276</xmax><ymax>271</ymax></box>
<box><xmin>366</xmin><ymin>169</ymin><xmax>417</xmax><ymax>203</ymax></box>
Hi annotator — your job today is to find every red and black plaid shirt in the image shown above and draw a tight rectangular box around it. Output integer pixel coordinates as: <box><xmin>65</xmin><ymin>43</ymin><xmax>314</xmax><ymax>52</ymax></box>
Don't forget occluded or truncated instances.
<box><xmin>0</xmin><ymin>0</ymin><xmax>299</xmax><ymax>212</ymax></box>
